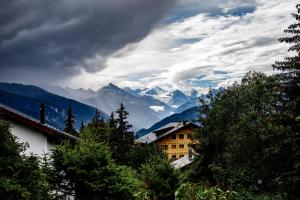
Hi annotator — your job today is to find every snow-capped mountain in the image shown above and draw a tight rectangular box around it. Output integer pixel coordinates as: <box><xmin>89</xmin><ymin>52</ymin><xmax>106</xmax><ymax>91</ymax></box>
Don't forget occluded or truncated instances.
<box><xmin>168</xmin><ymin>89</ymin><xmax>191</xmax><ymax>107</ymax></box>
<box><xmin>83</xmin><ymin>84</ymin><xmax>173</xmax><ymax>130</ymax></box>
<box><xmin>191</xmin><ymin>89</ymin><xmax>199</xmax><ymax>98</ymax></box>
<box><xmin>41</xmin><ymin>83</ymin><xmax>203</xmax><ymax>131</ymax></box>
<box><xmin>128</xmin><ymin>86</ymin><xmax>193</xmax><ymax>108</ymax></box>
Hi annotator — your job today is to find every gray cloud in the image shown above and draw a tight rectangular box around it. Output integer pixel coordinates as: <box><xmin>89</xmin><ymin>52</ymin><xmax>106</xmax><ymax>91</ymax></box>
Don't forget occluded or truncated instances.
<box><xmin>0</xmin><ymin>0</ymin><xmax>175</xmax><ymax>84</ymax></box>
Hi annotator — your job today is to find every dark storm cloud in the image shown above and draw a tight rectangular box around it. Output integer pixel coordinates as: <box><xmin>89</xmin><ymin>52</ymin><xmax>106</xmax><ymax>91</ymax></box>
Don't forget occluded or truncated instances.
<box><xmin>0</xmin><ymin>0</ymin><xmax>175</xmax><ymax>83</ymax></box>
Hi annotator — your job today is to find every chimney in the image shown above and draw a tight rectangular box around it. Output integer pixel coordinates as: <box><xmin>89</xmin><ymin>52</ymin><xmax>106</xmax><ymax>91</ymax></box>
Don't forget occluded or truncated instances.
<box><xmin>40</xmin><ymin>103</ymin><xmax>45</xmax><ymax>124</ymax></box>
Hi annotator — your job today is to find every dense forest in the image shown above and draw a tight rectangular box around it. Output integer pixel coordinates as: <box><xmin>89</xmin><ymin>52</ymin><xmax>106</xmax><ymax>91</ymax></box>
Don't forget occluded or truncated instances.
<box><xmin>0</xmin><ymin>4</ymin><xmax>299</xmax><ymax>200</ymax></box>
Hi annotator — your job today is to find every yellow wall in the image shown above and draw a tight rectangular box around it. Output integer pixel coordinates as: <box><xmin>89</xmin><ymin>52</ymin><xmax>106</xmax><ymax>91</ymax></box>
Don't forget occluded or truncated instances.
<box><xmin>155</xmin><ymin>128</ymin><xmax>194</xmax><ymax>160</ymax></box>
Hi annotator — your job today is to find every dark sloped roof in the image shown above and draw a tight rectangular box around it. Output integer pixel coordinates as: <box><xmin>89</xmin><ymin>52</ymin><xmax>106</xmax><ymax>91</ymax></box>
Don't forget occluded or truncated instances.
<box><xmin>0</xmin><ymin>103</ymin><xmax>78</xmax><ymax>141</ymax></box>
<box><xmin>135</xmin><ymin>121</ymin><xmax>200</xmax><ymax>144</ymax></box>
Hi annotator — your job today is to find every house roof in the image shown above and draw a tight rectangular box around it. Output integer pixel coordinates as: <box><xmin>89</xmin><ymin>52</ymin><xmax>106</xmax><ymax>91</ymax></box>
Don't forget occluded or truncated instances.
<box><xmin>0</xmin><ymin>103</ymin><xmax>78</xmax><ymax>140</ymax></box>
<box><xmin>171</xmin><ymin>155</ymin><xmax>194</xmax><ymax>169</ymax></box>
<box><xmin>135</xmin><ymin>121</ymin><xmax>200</xmax><ymax>144</ymax></box>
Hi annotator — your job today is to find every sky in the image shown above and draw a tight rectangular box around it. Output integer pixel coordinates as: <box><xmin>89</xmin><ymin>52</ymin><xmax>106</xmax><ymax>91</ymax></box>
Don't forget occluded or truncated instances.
<box><xmin>0</xmin><ymin>0</ymin><xmax>298</xmax><ymax>93</ymax></box>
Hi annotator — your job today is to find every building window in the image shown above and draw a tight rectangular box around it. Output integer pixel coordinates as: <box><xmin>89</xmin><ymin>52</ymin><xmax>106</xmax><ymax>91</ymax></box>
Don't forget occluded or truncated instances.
<box><xmin>171</xmin><ymin>134</ymin><xmax>176</xmax><ymax>139</ymax></box>
<box><xmin>171</xmin><ymin>155</ymin><xmax>177</xmax><ymax>159</ymax></box>
<box><xmin>179</xmin><ymin>155</ymin><xmax>184</xmax><ymax>158</ymax></box>
<box><xmin>179</xmin><ymin>134</ymin><xmax>184</xmax><ymax>139</ymax></box>
<box><xmin>161</xmin><ymin>145</ymin><xmax>168</xmax><ymax>150</ymax></box>
<box><xmin>187</xmin><ymin>133</ymin><xmax>192</xmax><ymax>139</ymax></box>
<box><xmin>171</xmin><ymin>145</ymin><xmax>176</xmax><ymax>149</ymax></box>
<box><xmin>179</xmin><ymin>144</ymin><xmax>184</xmax><ymax>148</ymax></box>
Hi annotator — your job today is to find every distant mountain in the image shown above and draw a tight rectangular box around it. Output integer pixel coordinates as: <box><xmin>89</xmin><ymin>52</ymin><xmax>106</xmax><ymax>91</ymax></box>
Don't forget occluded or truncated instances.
<box><xmin>136</xmin><ymin>87</ymin><xmax>225</xmax><ymax>137</ymax></box>
<box><xmin>123</xmin><ymin>87</ymin><xmax>144</xmax><ymax>97</ymax></box>
<box><xmin>145</xmin><ymin>86</ymin><xmax>165</xmax><ymax>96</ymax></box>
<box><xmin>136</xmin><ymin>106</ymin><xmax>199</xmax><ymax>138</ymax></box>
<box><xmin>174</xmin><ymin>98</ymin><xmax>200</xmax><ymax>113</ymax></box>
<box><xmin>174</xmin><ymin>88</ymin><xmax>224</xmax><ymax>113</ymax></box>
<box><xmin>42</xmin><ymin>85</ymin><xmax>98</xmax><ymax>101</ymax></box>
<box><xmin>191</xmin><ymin>89</ymin><xmax>199</xmax><ymax>98</ymax></box>
<box><xmin>168</xmin><ymin>89</ymin><xmax>191</xmax><ymax>107</ymax></box>
<box><xmin>127</xmin><ymin>86</ymin><xmax>193</xmax><ymax>107</ymax></box>
<box><xmin>83</xmin><ymin>84</ymin><xmax>174</xmax><ymax>130</ymax></box>
<box><xmin>0</xmin><ymin>83</ymin><xmax>107</xmax><ymax>130</ymax></box>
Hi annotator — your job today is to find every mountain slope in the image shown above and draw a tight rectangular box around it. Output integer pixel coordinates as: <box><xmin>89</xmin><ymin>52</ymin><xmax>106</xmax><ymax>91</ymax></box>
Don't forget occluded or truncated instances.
<box><xmin>84</xmin><ymin>84</ymin><xmax>174</xmax><ymax>130</ymax></box>
<box><xmin>168</xmin><ymin>89</ymin><xmax>191</xmax><ymax>107</ymax></box>
<box><xmin>136</xmin><ymin>106</ymin><xmax>199</xmax><ymax>138</ymax></box>
<box><xmin>42</xmin><ymin>85</ymin><xmax>98</xmax><ymax>101</ymax></box>
<box><xmin>0</xmin><ymin>83</ymin><xmax>107</xmax><ymax>130</ymax></box>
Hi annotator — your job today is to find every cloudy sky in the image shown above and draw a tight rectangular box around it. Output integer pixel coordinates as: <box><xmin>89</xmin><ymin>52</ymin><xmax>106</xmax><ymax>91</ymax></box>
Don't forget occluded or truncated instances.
<box><xmin>0</xmin><ymin>0</ymin><xmax>297</xmax><ymax>93</ymax></box>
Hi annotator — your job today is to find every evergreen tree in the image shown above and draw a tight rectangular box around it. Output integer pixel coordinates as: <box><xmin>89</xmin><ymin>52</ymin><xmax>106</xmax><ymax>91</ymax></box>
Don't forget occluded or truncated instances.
<box><xmin>79</xmin><ymin>121</ymin><xmax>85</xmax><ymax>133</ymax></box>
<box><xmin>272</xmin><ymin>5</ymin><xmax>300</xmax><ymax>195</ymax></box>
<box><xmin>110</xmin><ymin>104</ymin><xmax>134</xmax><ymax>164</ymax></box>
<box><xmin>86</xmin><ymin>109</ymin><xmax>110</xmax><ymax>143</ymax></box>
<box><xmin>273</xmin><ymin>4</ymin><xmax>300</xmax><ymax>118</ymax></box>
<box><xmin>91</xmin><ymin>109</ymin><xmax>101</xmax><ymax>125</ymax></box>
<box><xmin>108</xmin><ymin>111</ymin><xmax>117</xmax><ymax>130</ymax></box>
<box><xmin>63</xmin><ymin>106</ymin><xmax>77</xmax><ymax>136</ymax></box>
<box><xmin>0</xmin><ymin>121</ymin><xmax>52</xmax><ymax>199</ymax></box>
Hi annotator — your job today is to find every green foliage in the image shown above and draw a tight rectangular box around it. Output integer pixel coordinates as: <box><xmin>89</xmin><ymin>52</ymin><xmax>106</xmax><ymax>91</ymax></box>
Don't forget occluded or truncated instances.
<box><xmin>0</xmin><ymin>120</ymin><xmax>52</xmax><ymax>200</ymax></box>
<box><xmin>50</xmin><ymin>130</ymin><xmax>142</xmax><ymax>199</ymax></box>
<box><xmin>176</xmin><ymin>183</ymin><xmax>236</xmax><ymax>200</ymax></box>
<box><xmin>192</xmin><ymin>72</ymin><xmax>295</xmax><ymax>197</ymax></box>
<box><xmin>140</xmin><ymin>154</ymin><xmax>180</xmax><ymax>200</ymax></box>
<box><xmin>175</xmin><ymin>183</ymin><xmax>287</xmax><ymax>200</ymax></box>
<box><xmin>127</xmin><ymin>143</ymin><xmax>164</xmax><ymax>169</ymax></box>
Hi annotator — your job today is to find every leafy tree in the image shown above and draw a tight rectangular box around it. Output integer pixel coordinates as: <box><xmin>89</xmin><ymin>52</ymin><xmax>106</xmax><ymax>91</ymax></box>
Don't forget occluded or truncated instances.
<box><xmin>140</xmin><ymin>154</ymin><xmax>180</xmax><ymax>200</ymax></box>
<box><xmin>175</xmin><ymin>183</ymin><xmax>236</xmax><ymax>200</ymax></box>
<box><xmin>63</xmin><ymin>106</ymin><xmax>78</xmax><ymax>136</ymax></box>
<box><xmin>50</xmin><ymin>129</ymin><xmax>142</xmax><ymax>200</ymax></box>
<box><xmin>0</xmin><ymin>121</ymin><xmax>52</xmax><ymax>199</ymax></box>
<box><xmin>127</xmin><ymin>143</ymin><xmax>164</xmax><ymax>169</ymax></box>
<box><xmin>192</xmin><ymin>72</ymin><xmax>295</xmax><ymax>197</ymax></box>
<box><xmin>110</xmin><ymin>104</ymin><xmax>134</xmax><ymax>164</ymax></box>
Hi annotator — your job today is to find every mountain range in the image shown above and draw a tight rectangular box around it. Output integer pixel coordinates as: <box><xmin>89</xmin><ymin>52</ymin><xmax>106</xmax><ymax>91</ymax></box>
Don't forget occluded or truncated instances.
<box><xmin>0</xmin><ymin>83</ymin><xmax>107</xmax><ymax>130</ymax></box>
<box><xmin>43</xmin><ymin>84</ymin><xmax>200</xmax><ymax>130</ymax></box>
<box><xmin>0</xmin><ymin>82</ymin><xmax>222</xmax><ymax>136</ymax></box>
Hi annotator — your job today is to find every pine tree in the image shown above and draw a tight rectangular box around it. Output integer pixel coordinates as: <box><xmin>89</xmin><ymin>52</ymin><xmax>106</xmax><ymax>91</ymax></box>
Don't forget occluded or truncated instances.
<box><xmin>108</xmin><ymin>111</ymin><xmax>117</xmax><ymax>130</ymax></box>
<box><xmin>0</xmin><ymin>121</ymin><xmax>52</xmax><ymax>199</ymax></box>
<box><xmin>110</xmin><ymin>104</ymin><xmax>134</xmax><ymax>164</ymax></box>
<box><xmin>273</xmin><ymin>4</ymin><xmax>300</xmax><ymax>117</ymax></box>
<box><xmin>116</xmin><ymin>103</ymin><xmax>134</xmax><ymax>145</ymax></box>
<box><xmin>64</xmin><ymin>106</ymin><xmax>77</xmax><ymax>136</ymax></box>
<box><xmin>273</xmin><ymin>5</ymin><xmax>300</xmax><ymax>195</ymax></box>
<box><xmin>92</xmin><ymin>109</ymin><xmax>101</xmax><ymax>124</ymax></box>
<box><xmin>79</xmin><ymin>121</ymin><xmax>85</xmax><ymax>133</ymax></box>
<box><xmin>90</xmin><ymin>109</ymin><xmax>105</xmax><ymax>129</ymax></box>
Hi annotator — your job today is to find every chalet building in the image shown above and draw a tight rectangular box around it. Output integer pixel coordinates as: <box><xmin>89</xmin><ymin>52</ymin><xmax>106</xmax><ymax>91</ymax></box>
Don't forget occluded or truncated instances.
<box><xmin>0</xmin><ymin>103</ymin><xmax>77</xmax><ymax>156</ymax></box>
<box><xmin>135</xmin><ymin>122</ymin><xmax>200</xmax><ymax>161</ymax></box>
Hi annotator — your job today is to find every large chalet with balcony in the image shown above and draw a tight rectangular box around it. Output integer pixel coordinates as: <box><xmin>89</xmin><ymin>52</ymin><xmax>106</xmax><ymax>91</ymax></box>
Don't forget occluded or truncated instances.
<box><xmin>135</xmin><ymin>122</ymin><xmax>200</xmax><ymax>162</ymax></box>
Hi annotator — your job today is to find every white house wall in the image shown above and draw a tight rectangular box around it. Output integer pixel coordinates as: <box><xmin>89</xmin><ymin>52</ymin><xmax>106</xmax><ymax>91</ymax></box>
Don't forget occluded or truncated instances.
<box><xmin>10</xmin><ymin>121</ymin><xmax>50</xmax><ymax>156</ymax></box>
